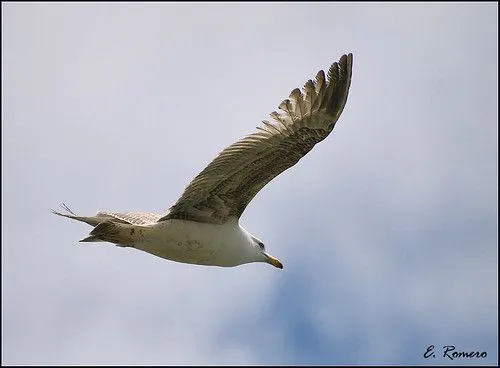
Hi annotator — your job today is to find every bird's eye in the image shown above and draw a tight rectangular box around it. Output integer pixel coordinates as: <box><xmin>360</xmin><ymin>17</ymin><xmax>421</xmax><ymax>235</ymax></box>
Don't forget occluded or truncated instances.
<box><xmin>258</xmin><ymin>241</ymin><xmax>265</xmax><ymax>250</ymax></box>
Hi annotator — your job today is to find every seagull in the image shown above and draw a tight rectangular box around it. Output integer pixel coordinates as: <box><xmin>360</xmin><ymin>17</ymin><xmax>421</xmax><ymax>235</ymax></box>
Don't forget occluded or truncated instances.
<box><xmin>52</xmin><ymin>53</ymin><xmax>353</xmax><ymax>269</ymax></box>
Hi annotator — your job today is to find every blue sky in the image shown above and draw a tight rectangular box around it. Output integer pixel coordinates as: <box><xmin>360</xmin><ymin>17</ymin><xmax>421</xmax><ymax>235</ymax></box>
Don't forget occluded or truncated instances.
<box><xmin>2</xmin><ymin>2</ymin><xmax>497</xmax><ymax>365</ymax></box>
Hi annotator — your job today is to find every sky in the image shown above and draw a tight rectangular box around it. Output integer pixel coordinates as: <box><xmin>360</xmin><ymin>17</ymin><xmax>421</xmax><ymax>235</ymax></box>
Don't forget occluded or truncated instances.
<box><xmin>1</xmin><ymin>2</ymin><xmax>498</xmax><ymax>365</ymax></box>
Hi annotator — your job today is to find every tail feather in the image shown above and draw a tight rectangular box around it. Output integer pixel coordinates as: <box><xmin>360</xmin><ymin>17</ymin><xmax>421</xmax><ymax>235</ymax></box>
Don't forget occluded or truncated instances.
<box><xmin>52</xmin><ymin>203</ymin><xmax>151</xmax><ymax>247</ymax></box>
<box><xmin>91</xmin><ymin>221</ymin><xmax>121</xmax><ymax>243</ymax></box>
<box><xmin>79</xmin><ymin>235</ymin><xmax>101</xmax><ymax>242</ymax></box>
<box><xmin>76</xmin><ymin>220</ymin><xmax>144</xmax><ymax>246</ymax></box>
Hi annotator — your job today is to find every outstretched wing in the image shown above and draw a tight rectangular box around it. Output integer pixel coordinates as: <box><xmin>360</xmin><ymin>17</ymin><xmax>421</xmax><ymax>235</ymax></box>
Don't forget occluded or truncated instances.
<box><xmin>161</xmin><ymin>53</ymin><xmax>353</xmax><ymax>224</ymax></box>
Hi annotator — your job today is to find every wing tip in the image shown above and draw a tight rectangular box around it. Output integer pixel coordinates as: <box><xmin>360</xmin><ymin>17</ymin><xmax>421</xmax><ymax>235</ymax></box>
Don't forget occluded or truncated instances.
<box><xmin>51</xmin><ymin>202</ymin><xmax>76</xmax><ymax>217</ymax></box>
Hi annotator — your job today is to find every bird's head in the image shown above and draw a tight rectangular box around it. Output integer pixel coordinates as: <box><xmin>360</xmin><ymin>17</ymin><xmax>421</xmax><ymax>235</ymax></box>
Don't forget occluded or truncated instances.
<box><xmin>250</xmin><ymin>235</ymin><xmax>283</xmax><ymax>269</ymax></box>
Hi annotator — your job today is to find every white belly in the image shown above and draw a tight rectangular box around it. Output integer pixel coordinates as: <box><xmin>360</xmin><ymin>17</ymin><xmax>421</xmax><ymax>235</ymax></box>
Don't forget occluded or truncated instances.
<box><xmin>132</xmin><ymin>219</ymin><xmax>253</xmax><ymax>267</ymax></box>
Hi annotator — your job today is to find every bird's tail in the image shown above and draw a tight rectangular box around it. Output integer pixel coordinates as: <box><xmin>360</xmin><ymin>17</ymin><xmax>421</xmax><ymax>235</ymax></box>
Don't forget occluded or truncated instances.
<box><xmin>51</xmin><ymin>203</ymin><xmax>149</xmax><ymax>246</ymax></box>
<box><xmin>79</xmin><ymin>220</ymin><xmax>143</xmax><ymax>246</ymax></box>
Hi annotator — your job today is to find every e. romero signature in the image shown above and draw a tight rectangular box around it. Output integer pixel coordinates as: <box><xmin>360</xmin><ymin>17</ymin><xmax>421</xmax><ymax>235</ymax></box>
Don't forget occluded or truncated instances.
<box><xmin>423</xmin><ymin>345</ymin><xmax>488</xmax><ymax>360</ymax></box>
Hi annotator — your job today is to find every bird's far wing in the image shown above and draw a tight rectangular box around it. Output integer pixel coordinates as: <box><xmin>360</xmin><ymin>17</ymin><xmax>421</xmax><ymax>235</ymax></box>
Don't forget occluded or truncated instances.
<box><xmin>97</xmin><ymin>211</ymin><xmax>162</xmax><ymax>226</ymax></box>
<box><xmin>52</xmin><ymin>203</ymin><xmax>162</xmax><ymax>226</ymax></box>
<box><xmin>160</xmin><ymin>53</ymin><xmax>353</xmax><ymax>224</ymax></box>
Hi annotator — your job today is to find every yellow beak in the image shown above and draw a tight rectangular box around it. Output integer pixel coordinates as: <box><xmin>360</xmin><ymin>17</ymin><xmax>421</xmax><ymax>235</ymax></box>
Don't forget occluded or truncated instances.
<box><xmin>264</xmin><ymin>253</ymin><xmax>283</xmax><ymax>269</ymax></box>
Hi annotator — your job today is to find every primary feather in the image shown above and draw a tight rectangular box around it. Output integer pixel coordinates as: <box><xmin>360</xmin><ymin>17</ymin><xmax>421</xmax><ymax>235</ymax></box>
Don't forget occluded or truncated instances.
<box><xmin>161</xmin><ymin>53</ymin><xmax>353</xmax><ymax>224</ymax></box>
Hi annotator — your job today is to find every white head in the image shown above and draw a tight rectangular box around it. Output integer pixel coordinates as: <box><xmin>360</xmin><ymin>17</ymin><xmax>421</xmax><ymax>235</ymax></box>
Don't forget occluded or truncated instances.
<box><xmin>246</xmin><ymin>233</ymin><xmax>283</xmax><ymax>269</ymax></box>
<box><xmin>216</xmin><ymin>224</ymin><xmax>283</xmax><ymax>268</ymax></box>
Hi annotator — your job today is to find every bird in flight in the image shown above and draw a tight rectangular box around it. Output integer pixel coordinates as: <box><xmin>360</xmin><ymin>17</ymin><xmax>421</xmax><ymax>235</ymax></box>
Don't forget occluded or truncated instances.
<box><xmin>53</xmin><ymin>53</ymin><xmax>353</xmax><ymax>269</ymax></box>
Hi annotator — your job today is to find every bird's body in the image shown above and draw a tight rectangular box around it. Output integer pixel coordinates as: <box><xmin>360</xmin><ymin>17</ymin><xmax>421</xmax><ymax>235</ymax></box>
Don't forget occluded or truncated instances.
<box><xmin>53</xmin><ymin>53</ymin><xmax>353</xmax><ymax>269</ymax></box>
<box><xmin>57</xmin><ymin>207</ymin><xmax>269</xmax><ymax>267</ymax></box>
<box><xmin>140</xmin><ymin>220</ymin><xmax>261</xmax><ymax>267</ymax></box>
